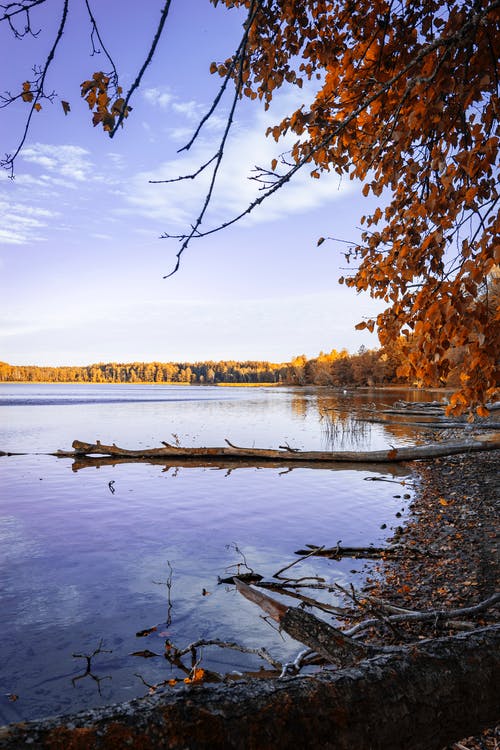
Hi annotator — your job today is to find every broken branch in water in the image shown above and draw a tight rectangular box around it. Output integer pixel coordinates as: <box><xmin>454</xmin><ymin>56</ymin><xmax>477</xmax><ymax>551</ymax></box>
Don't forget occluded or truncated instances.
<box><xmin>46</xmin><ymin>433</ymin><xmax>500</xmax><ymax>464</ymax></box>
<box><xmin>167</xmin><ymin>638</ymin><xmax>282</xmax><ymax>672</ymax></box>
<box><xmin>234</xmin><ymin>579</ymin><xmax>500</xmax><ymax>672</ymax></box>
<box><xmin>293</xmin><ymin>543</ymin><xmax>426</xmax><ymax>559</ymax></box>
<box><xmin>274</xmin><ymin>545</ymin><xmax>325</xmax><ymax>579</ymax></box>
<box><xmin>71</xmin><ymin>639</ymin><xmax>112</xmax><ymax>695</ymax></box>
<box><xmin>235</xmin><ymin>578</ymin><xmax>376</xmax><ymax>667</ymax></box>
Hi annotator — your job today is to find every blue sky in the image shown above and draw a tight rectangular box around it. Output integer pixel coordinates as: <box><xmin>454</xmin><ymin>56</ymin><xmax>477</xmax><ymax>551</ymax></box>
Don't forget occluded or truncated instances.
<box><xmin>1</xmin><ymin>1</ymin><xmax>383</xmax><ymax>366</ymax></box>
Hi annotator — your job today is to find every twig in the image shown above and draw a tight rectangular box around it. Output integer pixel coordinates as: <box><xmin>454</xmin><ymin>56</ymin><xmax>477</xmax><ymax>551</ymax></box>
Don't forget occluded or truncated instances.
<box><xmin>71</xmin><ymin>639</ymin><xmax>112</xmax><ymax>695</ymax></box>
<box><xmin>161</xmin><ymin>0</ymin><xmax>262</xmax><ymax>278</ymax></box>
<box><xmin>171</xmin><ymin>638</ymin><xmax>282</xmax><ymax>671</ymax></box>
<box><xmin>224</xmin><ymin>438</ymin><xmax>243</xmax><ymax>449</ymax></box>
<box><xmin>274</xmin><ymin>546</ymin><xmax>325</xmax><ymax>579</ymax></box>
<box><xmin>2</xmin><ymin>0</ymin><xmax>69</xmax><ymax>177</ymax></box>
<box><xmin>108</xmin><ymin>0</ymin><xmax>173</xmax><ymax>137</ymax></box>
<box><xmin>343</xmin><ymin>592</ymin><xmax>500</xmax><ymax>637</ymax></box>
<box><xmin>278</xmin><ymin>443</ymin><xmax>301</xmax><ymax>453</ymax></box>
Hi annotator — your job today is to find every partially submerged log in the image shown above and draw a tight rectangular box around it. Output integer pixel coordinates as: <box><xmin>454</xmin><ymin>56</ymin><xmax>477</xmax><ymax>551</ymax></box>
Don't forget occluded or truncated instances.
<box><xmin>52</xmin><ymin>433</ymin><xmax>500</xmax><ymax>464</ymax></box>
<box><xmin>59</xmin><ymin>454</ymin><xmax>411</xmax><ymax>476</ymax></box>
<box><xmin>1</xmin><ymin>626</ymin><xmax>498</xmax><ymax>750</ymax></box>
<box><xmin>235</xmin><ymin>579</ymin><xmax>375</xmax><ymax>667</ymax></box>
<box><xmin>293</xmin><ymin>543</ymin><xmax>407</xmax><ymax>559</ymax></box>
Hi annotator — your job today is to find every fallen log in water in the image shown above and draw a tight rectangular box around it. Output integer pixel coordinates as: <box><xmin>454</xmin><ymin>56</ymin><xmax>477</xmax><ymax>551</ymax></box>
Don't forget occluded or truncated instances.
<box><xmin>51</xmin><ymin>433</ymin><xmax>500</xmax><ymax>464</ymax></box>
<box><xmin>293</xmin><ymin>543</ymin><xmax>410</xmax><ymax>559</ymax></box>
<box><xmin>58</xmin><ymin>454</ymin><xmax>411</xmax><ymax>476</ymax></box>
<box><xmin>0</xmin><ymin>625</ymin><xmax>498</xmax><ymax>750</ymax></box>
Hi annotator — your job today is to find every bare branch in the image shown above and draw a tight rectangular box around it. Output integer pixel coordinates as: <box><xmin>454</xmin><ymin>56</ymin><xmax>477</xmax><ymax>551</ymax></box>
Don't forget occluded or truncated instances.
<box><xmin>83</xmin><ymin>0</ymin><xmax>119</xmax><ymax>88</ymax></box>
<box><xmin>0</xmin><ymin>0</ymin><xmax>46</xmax><ymax>37</ymax></box>
<box><xmin>159</xmin><ymin>1</ymin><xmax>500</xmax><ymax>276</ymax></box>
<box><xmin>161</xmin><ymin>0</ymin><xmax>262</xmax><ymax>278</ymax></box>
<box><xmin>1</xmin><ymin>0</ymin><xmax>68</xmax><ymax>177</ymax></box>
<box><xmin>108</xmin><ymin>0</ymin><xmax>173</xmax><ymax>137</ymax></box>
<box><xmin>170</xmin><ymin>637</ymin><xmax>282</xmax><ymax>671</ymax></box>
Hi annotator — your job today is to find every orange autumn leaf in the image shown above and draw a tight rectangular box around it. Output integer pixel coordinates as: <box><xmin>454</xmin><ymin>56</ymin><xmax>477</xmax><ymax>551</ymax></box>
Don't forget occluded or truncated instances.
<box><xmin>21</xmin><ymin>81</ymin><xmax>33</xmax><ymax>102</ymax></box>
<box><xmin>184</xmin><ymin>668</ymin><xmax>205</xmax><ymax>684</ymax></box>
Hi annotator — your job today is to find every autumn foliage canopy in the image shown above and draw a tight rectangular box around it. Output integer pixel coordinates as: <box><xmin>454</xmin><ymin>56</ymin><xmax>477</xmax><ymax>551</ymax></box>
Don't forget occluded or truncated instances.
<box><xmin>2</xmin><ymin>0</ymin><xmax>499</xmax><ymax>413</ymax></box>
<box><xmin>209</xmin><ymin>0</ymin><xmax>499</xmax><ymax>414</ymax></box>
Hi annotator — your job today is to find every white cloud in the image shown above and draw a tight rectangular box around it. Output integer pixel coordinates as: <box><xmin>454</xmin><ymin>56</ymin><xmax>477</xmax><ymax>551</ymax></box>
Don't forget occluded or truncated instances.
<box><xmin>143</xmin><ymin>87</ymin><xmax>225</xmax><ymax>130</ymax></box>
<box><xmin>0</xmin><ymin>142</ymin><xmax>124</xmax><ymax>246</ymax></box>
<box><xmin>0</xmin><ymin>228</ymin><xmax>27</xmax><ymax>245</ymax></box>
<box><xmin>143</xmin><ymin>87</ymin><xmax>174</xmax><ymax>109</ymax></box>
<box><xmin>0</xmin><ymin>199</ymin><xmax>59</xmax><ymax>245</ymax></box>
<box><xmin>21</xmin><ymin>144</ymin><xmax>93</xmax><ymax>182</ymax></box>
<box><xmin>90</xmin><ymin>232</ymin><xmax>113</xmax><ymax>240</ymax></box>
<box><xmin>123</xmin><ymin>92</ymin><xmax>354</xmax><ymax>232</ymax></box>
<box><xmin>172</xmin><ymin>100</ymin><xmax>201</xmax><ymax>121</ymax></box>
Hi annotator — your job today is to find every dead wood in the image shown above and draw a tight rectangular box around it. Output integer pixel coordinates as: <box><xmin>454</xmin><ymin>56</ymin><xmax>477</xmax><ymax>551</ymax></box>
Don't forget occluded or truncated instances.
<box><xmin>235</xmin><ymin>578</ymin><xmax>378</xmax><ymax>667</ymax></box>
<box><xmin>50</xmin><ymin>433</ymin><xmax>500</xmax><ymax>465</ymax></box>
<box><xmin>1</xmin><ymin>626</ymin><xmax>498</xmax><ymax>750</ymax></box>
<box><xmin>235</xmin><ymin>579</ymin><xmax>499</xmax><ymax>665</ymax></box>
<box><xmin>293</xmin><ymin>543</ymin><xmax>418</xmax><ymax>559</ymax></box>
<box><xmin>56</xmin><ymin>455</ymin><xmax>410</xmax><ymax>476</ymax></box>
<box><xmin>343</xmin><ymin>592</ymin><xmax>500</xmax><ymax>637</ymax></box>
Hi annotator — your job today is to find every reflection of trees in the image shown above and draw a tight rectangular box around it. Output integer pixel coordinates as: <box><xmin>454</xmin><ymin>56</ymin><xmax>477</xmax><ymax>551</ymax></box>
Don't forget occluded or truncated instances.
<box><xmin>290</xmin><ymin>394</ymin><xmax>308</xmax><ymax>418</ymax></box>
<box><xmin>71</xmin><ymin>640</ymin><xmax>112</xmax><ymax>695</ymax></box>
<box><xmin>315</xmin><ymin>392</ymin><xmax>444</xmax><ymax>449</ymax></box>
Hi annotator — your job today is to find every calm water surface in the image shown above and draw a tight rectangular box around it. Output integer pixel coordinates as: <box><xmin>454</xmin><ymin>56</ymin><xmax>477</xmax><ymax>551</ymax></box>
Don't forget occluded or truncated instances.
<box><xmin>0</xmin><ymin>384</ymin><xmax>432</xmax><ymax>723</ymax></box>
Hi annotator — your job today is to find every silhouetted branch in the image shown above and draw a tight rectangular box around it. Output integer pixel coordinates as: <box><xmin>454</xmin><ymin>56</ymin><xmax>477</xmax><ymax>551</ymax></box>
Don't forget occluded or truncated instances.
<box><xmin>83</xmin><ymin>0</ymin><xmax>118</xmax><ymax>87</ymax></box>
<box><xmin>1</xmin><ymin>0</ymin><xmax>68</xmax><ymax>177</ymax></box>
<box><xmin>108</xmin><ymin>0</ymin><xmax>173</xmax><ymax>137</ymax></box>
<box><xmin>177</xmin><ymin>2</ymin><xmax>263</xmax><ymax>154</ymax></box>
<box><xmin>0</xmin><ymin>0</ymin><xmax>46</xmax><ymax>37</ymax></box>
<box><xmin>159</xmin><ymin>2</ymin><xmax>500</xmax><ymax>275</ymax></box>
<box><xmin>160</xmin><ymin>0</ymin><xmax>262</xmax><ymax>279</ymax></box>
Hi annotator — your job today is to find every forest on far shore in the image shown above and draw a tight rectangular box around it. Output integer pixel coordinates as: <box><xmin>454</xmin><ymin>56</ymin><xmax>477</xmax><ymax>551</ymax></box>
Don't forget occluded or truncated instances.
<box><xmin>0</xmin><ymin>339</ymin><xmax>466</xmax><ymax>388</ymax></box>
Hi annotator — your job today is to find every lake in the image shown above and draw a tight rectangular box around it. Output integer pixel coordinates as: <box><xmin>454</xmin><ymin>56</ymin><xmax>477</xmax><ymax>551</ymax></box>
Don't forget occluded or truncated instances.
<box><xmin>0</xmin><ymin>383</ymin><xmax>434</xmax><ymax>723</ymax></box>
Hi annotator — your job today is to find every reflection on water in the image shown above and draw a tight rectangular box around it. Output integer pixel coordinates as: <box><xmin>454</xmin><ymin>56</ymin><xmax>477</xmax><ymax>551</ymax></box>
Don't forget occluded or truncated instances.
<box><xmin>319</xmin><ymin>412</ymin><xmax>372</xmax><ymax>450</ymax></box>
<box><xmin>0</xmin><ymin>384</ymin><xmax>434</xmax><ymax>723</ymax></box>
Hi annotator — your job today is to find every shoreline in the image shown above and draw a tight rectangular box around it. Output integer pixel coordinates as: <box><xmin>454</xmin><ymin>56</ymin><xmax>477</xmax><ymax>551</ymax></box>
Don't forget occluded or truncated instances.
<box><xmin>367</xmin><ymin>450</ymin><xmax>499</xmax><ymax>748</ymax></box>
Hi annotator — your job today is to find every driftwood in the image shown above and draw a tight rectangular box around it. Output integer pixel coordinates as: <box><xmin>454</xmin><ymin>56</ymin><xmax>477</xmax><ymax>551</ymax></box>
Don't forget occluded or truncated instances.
<box><xmin>58</xmin><ymin>454</ymin><xmax>411</xmax><ymax>476</ymax></box>
<box><xmin>377</xmin><ymin>400</ymin><xmax>500</xmax><ymax>417</ymax></box>
<box><xmin>293</xmin><ymin>543</ymin><xmax>410</xmax><ymax>559</ymax></box>
<box><xmin>235</xmin><ymin>579</ymin><xmax>376</xmax><ymax>667</ymax></box>
<box><xmin>50</xmin><ymin>433</ymin><xmax>500</xmax><ymax>464</ymax></box>
<box><xmin>1</xmin><ymin>626</ymin><xmax>498</xmax><ymax>750</ymax></box>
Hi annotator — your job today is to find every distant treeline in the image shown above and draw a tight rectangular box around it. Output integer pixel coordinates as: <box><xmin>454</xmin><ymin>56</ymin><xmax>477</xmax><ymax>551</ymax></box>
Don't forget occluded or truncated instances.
<box><xmin>0</xmin><ymin>346</ymin><xmax>410</xmax><ymax>387</ymax></box>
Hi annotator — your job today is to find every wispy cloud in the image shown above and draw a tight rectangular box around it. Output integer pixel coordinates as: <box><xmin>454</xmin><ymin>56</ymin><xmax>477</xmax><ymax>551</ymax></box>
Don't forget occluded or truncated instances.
<box><xmin>0</xmin><ymin>143</ymin><xmax>122</xmax><ymax>246</ymax></box>
<box><xmin>0</xmin><ymin>199</ymin><xmax>59</xmax><ymax>245</ymax></box>
<box><xmin>124</xmin><ymin>92</ymin><xmax>354</xmax><ymax>233</ymax></box>
<box><xmin>143</xmin><ymin>87</ymin><xmax>203</xmax><ymax>122</ymax></box>
<box><xmin>143</xmin><ymin>86</ymin><xmax>227</xmax><ymax>139</ymax></box>
<box><xmin>143</xmin><ymin>87</ymin><xmax>174</xmax><ymax>109</ymax></box>
<box><xmin>21</xmin><ymin>144</ymin><xmax>93</xmax><ymax>182</ymax></box>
